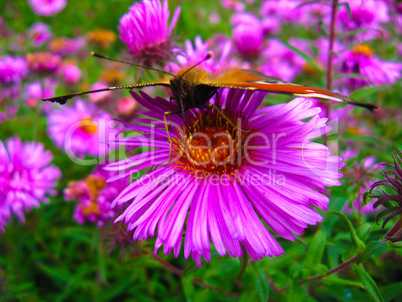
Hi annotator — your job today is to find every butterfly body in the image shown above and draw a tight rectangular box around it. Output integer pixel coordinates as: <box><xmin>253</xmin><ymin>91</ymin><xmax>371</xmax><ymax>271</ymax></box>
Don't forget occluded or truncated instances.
<box><xmin>168</xmin><ymin>70</ymin><xmax>218</xmax><ymax>112</ymax></box>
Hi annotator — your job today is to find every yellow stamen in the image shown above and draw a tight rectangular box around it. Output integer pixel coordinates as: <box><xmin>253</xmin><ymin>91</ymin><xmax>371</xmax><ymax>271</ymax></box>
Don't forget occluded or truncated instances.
<box><xmin>352</xmin><ymin>44</ymin><xmax>373</xmax><ymax>57</ymax></box>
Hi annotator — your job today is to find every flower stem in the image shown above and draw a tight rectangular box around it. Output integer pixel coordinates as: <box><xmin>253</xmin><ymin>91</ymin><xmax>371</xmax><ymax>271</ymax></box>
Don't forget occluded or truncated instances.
<box><xmin>276</xmin><ymin>253</ymin><xmax>361</xmax><ymax>292</ymax></box>
<box><xmin>322</xmin><ymin>0</ymin><xmax>339</xmax><ymax>119</ymax></box>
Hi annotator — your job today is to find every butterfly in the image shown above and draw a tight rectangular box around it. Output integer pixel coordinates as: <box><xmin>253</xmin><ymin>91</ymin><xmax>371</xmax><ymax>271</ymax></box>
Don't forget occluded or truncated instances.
<box><xmin>43</xmin><ymin>52</ymin><xmax>376</xmax><ymax>123</ymax></box>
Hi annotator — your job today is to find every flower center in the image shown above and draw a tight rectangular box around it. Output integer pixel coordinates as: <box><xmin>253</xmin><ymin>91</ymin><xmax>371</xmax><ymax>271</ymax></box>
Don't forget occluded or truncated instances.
<box><xmin>81</xmin><ymin>202</ymin><xmax>101</xmax><ymax>216</ymax></box>
<box><xmin>351</xmin><ymin>44</ymin><xmax>373</xmax><ymax>57</ymax></box>
<box><xmin>84</xmin><ymin>174</ymin><xmax>106</xmax><ymax>200</ymax></box>
<box><xmin>79</xmin><ymin>117</ymin><xmax>98</xmax><ymax>135</ymax></box>
<box><xmin>171</xmin><ymin>108</ymin><xmax>254</xmax><ymax>176</ymax></box>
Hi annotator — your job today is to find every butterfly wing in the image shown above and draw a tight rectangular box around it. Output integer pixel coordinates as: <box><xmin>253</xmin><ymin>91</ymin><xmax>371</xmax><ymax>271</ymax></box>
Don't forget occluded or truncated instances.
<box><xmin>206</xmin><ymin>68</ymin><xmax>376</xmax><ymax>111</ymax></box>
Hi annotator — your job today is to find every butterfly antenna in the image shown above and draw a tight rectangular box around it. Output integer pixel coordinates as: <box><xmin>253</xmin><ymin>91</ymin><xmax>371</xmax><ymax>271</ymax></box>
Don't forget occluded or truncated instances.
<box><xmin>91</xmin><ymin>52</ymin><xmax>175</xmax><ymax>77</ymax></box>
<box><xmin>42</xmin><ymin>82</ymin><xmax>167</xmax><ymax>105</ymax></box>
<box><xmin>181</xmin><ymin>52</ymin><xmax>213</xmax><ymax>77</ymax></box>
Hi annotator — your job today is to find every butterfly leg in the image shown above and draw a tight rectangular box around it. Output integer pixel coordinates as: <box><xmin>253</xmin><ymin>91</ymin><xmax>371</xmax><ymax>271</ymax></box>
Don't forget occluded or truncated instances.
<box><xmin>163</xmin><ymin>110</ymin><xmax>174</xmax><ymax>164</ymax></box>
<box><xmin>163</xmin><ymin>107</ymin><xmax>188</xmax><ymax>164</ymax></box>
<box><xmin>206</xmin><ymin>103</ymin><xmax>252</xmax><ymax>133</ymax></box>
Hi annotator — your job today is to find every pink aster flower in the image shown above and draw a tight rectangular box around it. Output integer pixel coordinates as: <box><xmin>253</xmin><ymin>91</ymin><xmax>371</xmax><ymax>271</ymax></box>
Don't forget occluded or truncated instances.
<box><xmin>0</xmin><ymin>55</ymin><xmax>27</xmax><ymax>100</ymax></box>
<box><xmin>23</xmin><ymin>80</ymin><xmax>55</xmax><ymax>108</ymax></box>
<box><xmin>105</xmin><ymin>89</ymin><xmax>343</xmax><ymax>267</ymax></box>
<box><xmin>26</xmin><ymin>52</ymin><xmax>62</xmax><ymax>73</ymax></box>
<box><xmin>0</xmin><ymin>56</ymin><xmax>28</xmax><ymax>85</ymax></box>
<box><xmin>231</xmin><ymin>13</ymin><xmax>264</xmax><ymax>57</ymax></box>
<box><xmin>168</xmin><ymin>36</ymin><xmax>238</xmax><ymax>74</ymax></box>
<box><xmin>0</xmin><ymin>104</ymin><xmax>19</xmax><ymax>123</ymax></box>
<box><xmin>118</xmin><ymin>0</ymin><xmax>181</xmax><ymax>66</ymax></box>
<box><xmin>336</xmin><ymin>0</ymin><xmax>390</xmax><ymax>41</ymax></box>
<box><xmin>338</xmin><ymin>44</ymin><xmax>402</xmax><ymax>90</ymax></box>
<box><xmin>116</xmin><ymin>97</ymin><xmax>139</xmax><ymax>121</ymax></box>
<box><xmin>28</xmin><ymin>0</ymin><xmax>67</xmax><ymax>16</ymax></box>
<box><xmin>88</xmin><ymin>82</ymin><xmax>112</xmax><ymax>104</ymax></box>
<box><xmin>0</xmin><ymin>137</ymin><xmax>61</xmax><ymax>232</ymax></box>
<box><xmin>343</xmin><ymin>156</ymin><xmax>382</xmax><ymax>215</ymax></box>
<box><xmin>65</xmin><ymin>165</ymin><xmax>129</xmax><ymax>227</ymax></box>
<box><xmin>49</xmin><ymin>37</ymin><xmax>85</xmax><ymax>56</ymax></box>
<box><xmin>315</xmin><ymin>37</ymin><xmax>344</xmax><ymax>68</ymax></box>
<box><xmin>260</xmin><ymin>0</ymin><xmax>303</xmax><ymax>24</ymax></box>
<box><xmin>28</xmin><ymin>22</ymin><xmax>52</xmax><ymax>47</ymax></box>
<box><xmin>61</xmin><ymin>64</ymin><xmax>81</xmax><ymax>85</ymax></box>
<box><xmin>260</xmin><ymin>39</ymin><xmax>305</xmax><ymax>81</ymax></box>
<box><xmin>47</xmin><ymin>98</ymin><xmax>118</xmax><ymax>158</ymax></box>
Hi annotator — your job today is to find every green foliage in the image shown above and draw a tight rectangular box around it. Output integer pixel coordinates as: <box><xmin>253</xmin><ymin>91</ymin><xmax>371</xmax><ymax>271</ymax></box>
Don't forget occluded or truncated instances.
<box><xmin>1</xmin><ymin>0</ymin><xmax>401</xmax><ymax>301</ymax></box>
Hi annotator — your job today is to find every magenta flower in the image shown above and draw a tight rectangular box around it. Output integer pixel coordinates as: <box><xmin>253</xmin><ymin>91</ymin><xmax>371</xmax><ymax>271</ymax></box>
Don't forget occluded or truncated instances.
<box><xmin>28</xmin><ymin>22</ymin><xmax>52</xmax><ymax>47</ymax></box>
<box><xmin>338</xmin><ymin>44</ymin><xmax>402</xmax><ymax>90</ymax></box>
<box><xmin>260</xmin><ymin>0</ymin><xmax>303</xmax><ymax>24</ymax></box>
<box><xmin>118</xmin><ymin>0</ymin><xmax>181</xmax><ymax>65</ymax></box>
<box><xmin>26</xmin><ymin>52</ymin><xmax>62</xmax><ymax>73</ymax></box>
<box><xmin>65</xmin><ymin>165</ymin><xmax>129</xmax><ymax>227</ymax></box>
<box><xmin>88</xmin><ymin>82</ymin><xmax>112</xmax><ymax>104</ymax></box>
<box><xmin>315</xmin><ymin>37</ymin><xmax>344</xmax><ymax>66</ymax></box>
<box><xmin>49</xmin><ymin>37</ymin><xmax>85</xmax><ymax>56</ymax></box>
<box><xmin>231</xmin><ymin>13</ymin><xmax>264</xmax><ymax>56</ymax></box>
<box><xmin>336</xmin><ymin>0</ymin><xmax>390</xmax><ymax>41</ymax></box>
<box><xmin>116</xmin><ymin>97</ymin><xmax>139</xmax><ymax>121</ymax></box>
<box><xmin>28</xmin><ymin>0</ymin><xmax>67</xmax><ymax>16</ymax></box>
<box><xmin>0</xmin><ymin>56</ymin><xmax>28</xmax><ymax>85</ymax></box>
<box><xmin>0</xmin><ymin>104</ymin><xmax>19</xmax><ymax>123</ymax></box>
<box><xmin>61</xmin><ymin>64</ymin><xmax>81</xmax><ymax>84</ymax></box>
<box><xmin>105</xmin><ymin>89</ymin><xmax>343</xmax><ymax>267</ymax></box>
<box><xmin>47</xmin><ymin>98</ymin><xmax>118</xmax><ymax>158</ymax></box>
<box><xmin>0</xmin><ymin>137</ymin><xmax>61</xmax><ymax>232</ymax></box>
<box><xmin>168</xmin><ymin>36</ymin><xmax>236</xmax><ymax>74</ymax></box>
<box><xmin>23</xmin><ymin>81</ymin><xmax>55</xmax><ymax>108</ymax></box>
<box><xmin>260</xmin><ymin>38</ymin><xmax>305</xmax><ymax>81</ymax></box>
<box><xmin>0</xmin><ymin>55</ymin><xmax>27</xmax><ymax>100</ymax></box>
<box><xmin>343</xmin><ymin>156</ymin><xmax>381</xmax><ymax>215</ymax></box>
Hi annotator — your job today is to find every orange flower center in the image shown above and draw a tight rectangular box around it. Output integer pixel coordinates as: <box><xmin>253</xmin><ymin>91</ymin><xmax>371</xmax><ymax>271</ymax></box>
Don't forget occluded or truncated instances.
<box><xmin>81</xmin><ymin>202</ymin><xmax>101</xmax><ymax>216</ymax></box>
<box><xmin>79</xmin><ymin>117</ymin><xmax>98</xmax><ymax>135</ymax></box>
<box><xmin>86</xmin><ymin>29</ymin><xmax>116</xmax><ymax>48</ymax></box>
<box><xmin>84</xmin><ymin>174</ymin><xmax>106</xmax><ymax>201</ymax></box>
<box><xmin>171</xmin><ymin>108</ymin><xmax>255</xmax><ymax>176</ymax></box>
<box><xmin>351</xmin><ymin>44</ymin><xmax>373</xmax><ymax>57</ymax></box>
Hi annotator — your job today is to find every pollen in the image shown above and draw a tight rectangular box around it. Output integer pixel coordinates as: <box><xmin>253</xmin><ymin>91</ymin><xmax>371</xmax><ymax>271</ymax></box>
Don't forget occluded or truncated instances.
<box><xmin>171</xmin><ymin>108</ymin><xmax>255</xmax><ymax>176</ymax></box>
<box><xmin>351</xmin><ymin>44</ymin><xmax>373</xmax><ymax>57</ymax></box>
<box><xmin>79</xmin><ymin>117</ymin><xmax>98</xmax><ymax>135</ymax></box>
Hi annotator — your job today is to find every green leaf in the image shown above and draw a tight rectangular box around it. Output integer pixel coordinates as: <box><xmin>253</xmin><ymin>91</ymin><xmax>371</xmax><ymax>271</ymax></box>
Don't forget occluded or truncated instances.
<box><xmin>328</xmin><ymin>211</ymin><xmax>365</xmax><ymax>251</ymax></box>
<box><xmin>280</xmin><ymin>39</ymin><xmax>324</xmax><ymax>73</ymax></box>
<box><xmin>37</xmin><ymin>262</ymin><xmax>73</xmax><ymax>283</ymax></box>
<box><xmin>237</xmin><ymin>252</ymin><xmax>249</xmax><ymax>277</ymax></box>
<box><xmin>387</xmin><ymin>242</ymin><xmax>402</xmax><ymax>249</ymax></box>
<box><xmin>349</xmin><ymin>85</ymin><xmax>388</xmax><ymax>101</ymax></box>
<box><xmin>322</xmin><ymin>276</ymin><xmax>364</xmax><ymax>288</ymax></box>
<box><xmin>357</xmin><ymin>223</ymin><xmax>372</xmax><ymax>242</ymax></box>
<box><xmin>183</xmin><ymin>261</ymin><xmax>199</xmax><ymax>276</ymax></box>
<box><xmin>252</xmin><ymin>262</ymin><xmax>269</xmax><ymax>302</ymax></box>
<box><xmin>338</xmin><ymin>1</ymin><xmax>352</xmax><ymax>20</ymax></box>
<box><xmin>240</xmin><ymin>263</ymin><xmax>269</xmax><ymax>302</ymax></box>
<box><xmin>181</xmin><ymin>275</ymin><xmax>195</xmax><ymax>302</ymax></box>
<box><xmin>356</xmin><ymin>240</ymin><xmax>387</xmax><ymax>265</ymax></box>
<box><xmin>363</xmin><ymin>192</ymin><xmax>372</xmax><ymax>203</ymax></box>
<box><xmin>296</xmin><ymin>0</ymin><xmax>330</xmax><ymax>9</ymax></box>
<box><xmin>352</xmin><ymin>264</ymin><xmax>384</xmax><ymax>302</ymax></box>
<box><xmin>304</xmin><ymin>230</ymin><xmax>327</xmax><ymax>268</ymax></box>
<box><xmin>380</xmin><ymin>282</ymin><xmax>402</xmax><ymax>302</ymax></box>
